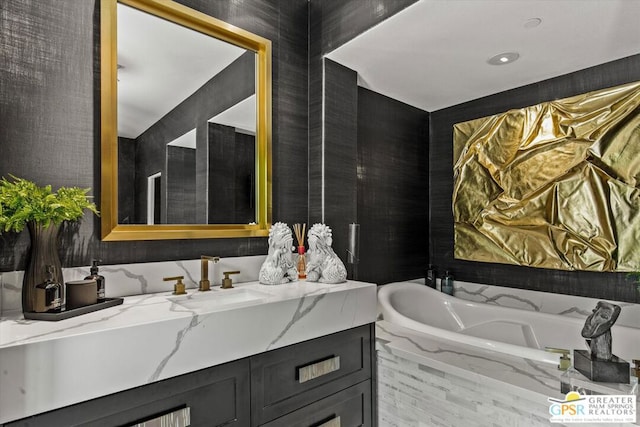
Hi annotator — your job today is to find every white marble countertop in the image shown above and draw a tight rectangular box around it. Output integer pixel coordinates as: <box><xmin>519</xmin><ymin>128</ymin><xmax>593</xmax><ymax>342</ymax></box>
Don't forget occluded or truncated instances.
<box><xmin>0</xmin><ymin>280</ymin><xmax>377</xmax><ymax>424</ymax></box>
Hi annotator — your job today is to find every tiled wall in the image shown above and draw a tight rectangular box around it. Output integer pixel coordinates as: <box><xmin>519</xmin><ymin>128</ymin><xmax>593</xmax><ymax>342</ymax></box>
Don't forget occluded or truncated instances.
<box><xmin>378</xmin><ymin>351</ymin><xmax>554</xmax><ymax>427</ymax></box>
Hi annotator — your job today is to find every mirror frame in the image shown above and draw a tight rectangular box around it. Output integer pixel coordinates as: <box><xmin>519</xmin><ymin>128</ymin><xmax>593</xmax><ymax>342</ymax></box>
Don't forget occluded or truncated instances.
<box><xmin>100</xmin><ymin>0</ymin><xmax>272</xmax><ymax>240</ymax></box>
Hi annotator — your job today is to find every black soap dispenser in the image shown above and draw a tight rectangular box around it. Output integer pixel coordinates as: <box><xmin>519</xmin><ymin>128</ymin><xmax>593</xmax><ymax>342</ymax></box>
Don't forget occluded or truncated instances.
<box><xmin>85</xmin><ymin>259</ymin><xmax>106</xmax><ymax>300</ymax></box>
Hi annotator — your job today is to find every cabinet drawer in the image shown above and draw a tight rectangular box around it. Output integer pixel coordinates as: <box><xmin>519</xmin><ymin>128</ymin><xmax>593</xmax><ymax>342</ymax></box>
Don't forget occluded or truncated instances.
<box><xmin>251</xmin><ymin>325</ymin><xmax>372</xmax><ymax>425</ymax></box>
<box><xmin>261</xmin><ymin>380</ymin><xmax>371</xmax><ymax>427</ymax></box>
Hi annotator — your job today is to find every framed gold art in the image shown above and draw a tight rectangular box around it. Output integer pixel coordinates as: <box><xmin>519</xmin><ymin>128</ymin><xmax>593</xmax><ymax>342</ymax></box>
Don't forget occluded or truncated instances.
<box><xmin>453</xmin><ymin>81</ymin><xmax>640</xmax><ymax>272</ymax></box>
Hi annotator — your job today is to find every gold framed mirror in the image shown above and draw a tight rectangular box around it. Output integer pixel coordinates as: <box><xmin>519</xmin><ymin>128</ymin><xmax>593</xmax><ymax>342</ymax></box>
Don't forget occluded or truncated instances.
<box><xmin>100</xmin><ymin>0</ymin><xmax>271</xmax><ymax>241</ymax></box>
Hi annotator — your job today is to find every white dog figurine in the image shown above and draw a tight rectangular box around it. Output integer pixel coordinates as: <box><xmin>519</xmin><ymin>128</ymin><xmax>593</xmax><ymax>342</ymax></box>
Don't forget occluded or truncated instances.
<box><xmin>306</xmin><ymin>223</ymin><xmax>347</xmax><ymax>284</ymax></box>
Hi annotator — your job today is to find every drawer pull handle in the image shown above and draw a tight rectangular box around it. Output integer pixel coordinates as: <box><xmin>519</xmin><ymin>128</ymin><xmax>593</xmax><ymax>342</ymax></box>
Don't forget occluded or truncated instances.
<box><xmin>317</xmin><ymin>415</ymin><xmax>341</xmax><ymax>427</ymax></box>
<box><xmin>130</xmin><ymin>406</ymin><xmax>191</xmax><ymax>427</ymax></box>
<box><xmin>298</xmin><ymin>355</ymin><xmax>340</xmax><ymax>384</ymax></box>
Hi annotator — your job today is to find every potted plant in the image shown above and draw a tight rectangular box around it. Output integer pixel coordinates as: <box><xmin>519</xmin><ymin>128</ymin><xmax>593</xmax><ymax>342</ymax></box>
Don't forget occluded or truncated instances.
<box><xmin>0</xmin><ymin>176</ymin><xmax>99</xmax><ymax>313</ymax></box>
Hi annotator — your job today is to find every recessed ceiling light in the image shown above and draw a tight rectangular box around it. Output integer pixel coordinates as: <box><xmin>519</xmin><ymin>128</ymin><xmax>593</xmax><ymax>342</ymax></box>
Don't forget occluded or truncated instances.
<box><xmin>524</xmin><ymin>18</ymin><xmax>542</xmax><ymax>29</ymax></box>
<box><xmin>487</xmin><ymin>52</ymin><xmax>520</xmax><ymax>66</ymax></box>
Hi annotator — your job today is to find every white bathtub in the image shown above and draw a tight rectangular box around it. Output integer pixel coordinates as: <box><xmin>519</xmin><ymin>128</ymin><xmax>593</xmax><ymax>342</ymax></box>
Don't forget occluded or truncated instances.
<box><xmin>378</xmin><ymin>281</ymin><xmax>640</xmax><ymax>365</ymax></box>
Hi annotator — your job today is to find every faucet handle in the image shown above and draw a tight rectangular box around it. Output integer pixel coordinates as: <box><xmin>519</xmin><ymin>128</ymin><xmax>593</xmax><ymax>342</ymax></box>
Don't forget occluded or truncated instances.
<box><xmin>545</xmin><ymin>347</ymin><xmax>571</xmax><ymax>371</ymax></box>
<box><xmin>163</xmin><ymin>275</ymin><xmax>186</xmax><ymax>295</ymax></box>
<box><xmin>221</xmin><ymin>271</ymin><xmax>240</xmax><ymax>289</ymax></box>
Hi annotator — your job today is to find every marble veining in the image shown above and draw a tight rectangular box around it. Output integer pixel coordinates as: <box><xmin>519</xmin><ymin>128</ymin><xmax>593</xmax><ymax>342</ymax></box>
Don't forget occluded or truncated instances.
<box><xmin>0</xmin><ymin>279</ymin><xmax>376</xmax><ymax>424</ymax></box>
<box><xmin>149</xmin><ymin>312</ymin><xmax>201</xmax><ymax>383</ymax></box>
<box><xmin>377</xmin><ymin>320</ymin><xmax>638</xmax><ymax>426</ymax></box>
<box><xmin>0</xmin><ymin>294</ymin><xmax>156</xmax><ymax>347</ymax></box>
<box><xmin>377</xmin><ymin>322</ymin><xmax>558</xmax><ymax>394</ymax></box>
<box><xmin>267</xmin><ymin>291</ymin><xmax>327</xmax><ymax>350</ymax></box>
<box><xmin>412</xmin><ymin>278</ymin><xmax>640</xmax><ymax>329</ymax></box>
<box><xmin>454</xmin><ymin>285</ymin><xmax>542</xmax><ymax>312</ymax></box>
<box><xmin>0</xmin><ymin>255</ymin><xmax>267</xmax><ymax>315</ymax></box>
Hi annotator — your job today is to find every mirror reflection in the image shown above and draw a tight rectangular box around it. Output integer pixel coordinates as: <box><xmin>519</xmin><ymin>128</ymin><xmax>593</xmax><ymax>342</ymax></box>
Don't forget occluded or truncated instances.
<box><xmin>116</xmin><ymin>3</ymin><xmax>257</xmax><ymax>225</ymax></box>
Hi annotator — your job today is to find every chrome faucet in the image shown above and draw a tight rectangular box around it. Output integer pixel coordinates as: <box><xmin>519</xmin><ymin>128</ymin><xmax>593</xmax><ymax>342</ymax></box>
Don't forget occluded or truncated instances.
<box><xmin>200</xmin><ymin>256</ymin><xmax>220</xmax><ymax>291</ymax></box>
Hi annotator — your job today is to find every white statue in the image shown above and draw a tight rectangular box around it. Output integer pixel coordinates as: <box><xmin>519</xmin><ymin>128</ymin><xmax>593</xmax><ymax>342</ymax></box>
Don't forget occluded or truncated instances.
<box><xmin>259</xmin><ymin>222</ymin><xmax>298</xmax><ymax>285</ymax></box>
<box><xmin>306</xmin><ymin>223</ymin><xmax>347</xmax><ymax>284</ymax></box>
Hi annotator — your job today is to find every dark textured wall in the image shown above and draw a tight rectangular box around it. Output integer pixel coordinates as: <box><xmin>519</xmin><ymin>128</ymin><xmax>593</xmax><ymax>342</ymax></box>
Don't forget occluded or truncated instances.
<box><xmin>430</xmin><ymin>54</ymin><xmax>640</xmax><ymax>303</ymax></box>
<box><xmin>117</xmin><ymin>137</ymin><xmax>136</xmax><ymax>224</ymax></box>
<box><xmin>357</xmin><ymin>88</ymin><xmax>429</xmax><ymax>284</ymax></box>
<box><xmin>233</xmin><ymin>132</ymin><xmax>255</xmax><ymax>224</ymax></box>
<box><xmin>322</xmin><ymin>60</ymin><xmax>358</xmax><ymax>265</ymax></box>
<box><xmin>0</xmin><ymin>0</ymin><xmax>309</xmax><ymax>271</ymax></box>
<box><xmin>207</xmin><ymin>124</ymin><xmax>254</xmax><ymax>224</ymax></box>
<box><xmin>166</xmin><ymin>146</ymin><xmax>196</xmax><ymax>224</ymax></box>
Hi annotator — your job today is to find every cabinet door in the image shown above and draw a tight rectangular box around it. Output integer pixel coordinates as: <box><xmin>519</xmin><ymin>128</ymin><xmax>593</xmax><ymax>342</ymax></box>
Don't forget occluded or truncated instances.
<box><xmin>261</xmin><ymin>380</ymin><xmax>371</xmax><ymax>427</ymax></box>
<box><xmin>4</xmin><ymin>359</ymin><xmax>250</xmax><ymax>427</ymax></box>
<box><xmin>251</xmin><ymin>325</ymin><xmax>372</xmax><ymax>425</ymax></box>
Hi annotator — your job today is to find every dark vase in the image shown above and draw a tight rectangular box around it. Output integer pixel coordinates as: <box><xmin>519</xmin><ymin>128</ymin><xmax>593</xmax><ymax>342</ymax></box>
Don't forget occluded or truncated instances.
<box><xmin>22</xmin><ymin>221</ymin><xmax>64</xmax><ymax>313</ymax></box>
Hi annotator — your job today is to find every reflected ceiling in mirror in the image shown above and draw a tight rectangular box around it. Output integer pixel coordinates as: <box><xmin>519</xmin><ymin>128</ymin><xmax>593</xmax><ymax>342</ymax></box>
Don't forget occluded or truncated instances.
<box><xmin>117</xmin><ymin>3</ymin><xmax>248</xmax><ymax>139</ymax></box>
<box><xmin>101</xmin><ymin>0</ymin><xmax>272</xmax><ymax>241</ymax></box>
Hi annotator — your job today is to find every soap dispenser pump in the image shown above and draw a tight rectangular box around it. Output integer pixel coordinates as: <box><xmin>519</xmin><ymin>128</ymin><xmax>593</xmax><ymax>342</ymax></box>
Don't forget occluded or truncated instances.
<box><xmin>441</xmin><ymin>270</ymin><xmax>454</xmax><ymax>296</ymax></box>
<box><xmin>85</xmin><ymin>259</ymin><xmax>105</xmax><ymax>300</ymax></box>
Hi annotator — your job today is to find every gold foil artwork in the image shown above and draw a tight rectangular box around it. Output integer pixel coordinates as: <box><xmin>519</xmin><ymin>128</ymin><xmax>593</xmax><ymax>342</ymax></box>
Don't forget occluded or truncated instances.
<box><xmin>453</xmin><ymin>81</ymin><xmax>640</xmax><ymax>272</ymax></box>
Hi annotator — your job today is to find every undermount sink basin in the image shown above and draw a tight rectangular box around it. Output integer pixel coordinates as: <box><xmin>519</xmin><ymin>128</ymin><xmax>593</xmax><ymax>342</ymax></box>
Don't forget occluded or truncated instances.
<box><xmin>168</xmin><ymin>288</ymin><xmax>273</xmax><ymax>310</ymax></box>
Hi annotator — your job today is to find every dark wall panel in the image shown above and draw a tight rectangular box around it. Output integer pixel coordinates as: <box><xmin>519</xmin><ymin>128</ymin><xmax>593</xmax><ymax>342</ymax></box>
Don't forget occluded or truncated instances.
<box><xmin>0</xmin><ymin>0</ymin><xmax>97</xmax><ymax>270</ymax></box>
<box><xmin>323</xmin><ymin>60</ymin><xmax>358</xmax><ymax>264</ymax></box>
<box><xmin>357</xmin><ymin>88</ymin><xmax>429</xmax><ymax>284</ymax></box>
<box><xmin>0</xmin><ymin>0</ymin><xmax>309</xmax><ymax>271</ymax></box>
<box><xmin>166</xmin><ymin>146</ymin><xmax>196</xmax><ymax>224</ymax></box>
<box><xmin>430</xmin><ymin>54</ymin><xmax>640</xmax><ymax>303</ymax></box>
<box><xmin>207</xmin><ymin>125</ymin><xmax>254</xmax><ymax>224</ymax></box>
<box><xmin>233</xmin><ymin>132</ymin><xmax>256</xmax><ymax>224</ymax></box>
<box><xmin>117</xmin><ymin>137</ymin><xmax>136</xmax><ymax>224</ymax></box>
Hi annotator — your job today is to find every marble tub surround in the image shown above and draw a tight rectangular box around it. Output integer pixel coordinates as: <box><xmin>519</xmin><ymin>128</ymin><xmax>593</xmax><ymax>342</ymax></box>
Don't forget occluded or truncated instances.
<box><xmin>0</xmin><ymin>255</ymin><xmax>267</xmax><ymax>314</ymax></box>
<box><xmin>0</xmin><ymin>279</ymin><xmax>376</xmax><ymax>424</ymax></box>
<box><xmin>377</xmin><ymin>321</ymin><xmax>638</xmax><ymax>427</ymax></box>
<box><xmin>408</xmin><ymin>278</ymin><xmax>640</xmax><ymax>329</ymax></box>
<box><xmin>380</xmin><ymin>281</ymin><xmax>640</xmax><ymax>365</ymax></box>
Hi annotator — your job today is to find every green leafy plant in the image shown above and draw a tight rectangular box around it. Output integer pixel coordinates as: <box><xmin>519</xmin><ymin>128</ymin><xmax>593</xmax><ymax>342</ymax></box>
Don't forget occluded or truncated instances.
<box><xmin>0</xmin><ymin>176</ymin><xmax>99</xmax><ymax>233</ymax></box>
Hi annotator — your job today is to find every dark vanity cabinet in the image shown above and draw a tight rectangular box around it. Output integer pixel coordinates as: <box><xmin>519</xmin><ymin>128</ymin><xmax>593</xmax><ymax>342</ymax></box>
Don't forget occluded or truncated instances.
<box><xmin>251</xmin><ymin>325</ymin><xmax>372</xmax><ymax>426</ymax></box>
<box><xmin>2</xmin><ymin>325</ymin><xmax>375</xmax><ymax>427</ymax></box>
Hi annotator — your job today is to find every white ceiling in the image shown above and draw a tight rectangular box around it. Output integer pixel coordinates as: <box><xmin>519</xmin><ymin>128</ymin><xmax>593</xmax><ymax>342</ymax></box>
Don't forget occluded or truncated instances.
<box><xmin>326</xmin><ymin>0</ymin><xmax>640</xmax><ymax>112</ymax></box>
<box><xmin>167</xmin><ymin>128</ymin><xmax>196</xmax><ymax>149</ymax></box>
<box><xmin>117</xmin><ymin>3</ymin><xmax>246</xmax><ymax>139</ymax></box>
<box><xmin>208</xmin><ymin>94</ymin><xmax>257</xmax><ymax>135</ymax></box>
